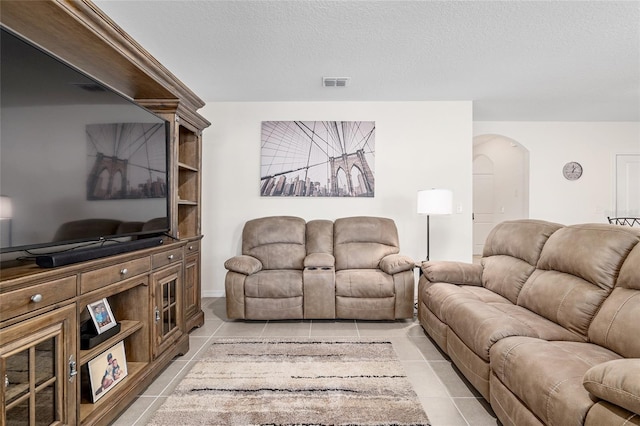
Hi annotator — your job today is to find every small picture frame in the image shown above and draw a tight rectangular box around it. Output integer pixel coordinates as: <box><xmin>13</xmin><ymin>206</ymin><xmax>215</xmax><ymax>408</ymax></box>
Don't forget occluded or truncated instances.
<box><xmin>87</xmin><ymin>341</ymin><xmax>128</xmax><ymax>402</ymax></box>
<box><xmin>87</xmin><ymin>298</ymin><xmax>117</xmax><ymax>334</ymax></box>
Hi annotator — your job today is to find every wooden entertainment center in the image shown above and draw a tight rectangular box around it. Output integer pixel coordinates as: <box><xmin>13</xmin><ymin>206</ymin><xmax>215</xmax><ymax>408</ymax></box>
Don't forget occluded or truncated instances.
<box><xmin>0</xmin><ymin>1</ymin><xmax>210</xmax><ymax>425</ymax></box>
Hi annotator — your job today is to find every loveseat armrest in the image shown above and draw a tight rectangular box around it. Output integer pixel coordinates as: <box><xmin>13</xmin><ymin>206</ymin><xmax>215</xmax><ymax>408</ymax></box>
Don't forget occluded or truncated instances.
<box><xmin>304</xmin><ymin>252</ymin><xmax>335</xmax><ymax>269</ymax></box>
<box><xmin>583</xmin><ymin>359</ymin><xmax>640</xmax><ymax>415</ymax></box>
<box><xmin>224</xmin><ymin>255</ymin><xmax>263</xmax><ymax>275</ymax></box>
<box><xmin>380</xmin><ymin>254</ymin><xmax>415</xmax><ymax>275</ymax></box>
<box><xmin>420</xmin><ymin>261</ymin><xmax>483</xmax><ymax>286</ymax></box>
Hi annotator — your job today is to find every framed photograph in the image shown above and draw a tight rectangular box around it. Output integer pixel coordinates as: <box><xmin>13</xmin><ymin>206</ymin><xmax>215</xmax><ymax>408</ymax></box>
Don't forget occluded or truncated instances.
<box><xmin>87</xmin><ymin>298</ymin><xmax>117</xmax><ymax>334</ymax></box>
<box><xmin>260</xmin><ymin>121</ymin><xmax>376</xmax><ymax>197</ymax></box>
<box><xmin>87</xmin><ymin>341</ymin><xmax>128</xmax><ymax>402</ymax></box>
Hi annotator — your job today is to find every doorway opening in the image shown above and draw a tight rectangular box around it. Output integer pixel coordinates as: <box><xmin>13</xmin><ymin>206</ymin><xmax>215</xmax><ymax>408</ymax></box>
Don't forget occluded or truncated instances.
<box><xmin>473</xmin><ymin>134</ymin><xmax>530</xmax><ymax>255</ymax></box>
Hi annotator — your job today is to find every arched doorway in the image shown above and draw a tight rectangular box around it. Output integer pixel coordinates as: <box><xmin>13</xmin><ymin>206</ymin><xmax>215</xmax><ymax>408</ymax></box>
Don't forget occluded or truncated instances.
<box><xmin>473</xmin><ymin>134</ymin><xmax>530</xmax><ymax>255</ymax></box>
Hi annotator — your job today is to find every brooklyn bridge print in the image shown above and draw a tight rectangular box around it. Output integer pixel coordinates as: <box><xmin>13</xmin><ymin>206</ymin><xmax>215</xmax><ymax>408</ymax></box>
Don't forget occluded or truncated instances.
<box><xmin>260</xmin><ymin>121</ymin><xmax>375</xmax><ymax>197</ymax></box>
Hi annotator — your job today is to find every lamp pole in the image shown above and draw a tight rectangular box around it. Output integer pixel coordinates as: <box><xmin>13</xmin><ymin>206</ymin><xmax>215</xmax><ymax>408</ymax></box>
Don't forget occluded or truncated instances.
<box><xmin>426</xmin><ymin>214</ymin><xmax>430</xmax><ymax>261</ymax></box>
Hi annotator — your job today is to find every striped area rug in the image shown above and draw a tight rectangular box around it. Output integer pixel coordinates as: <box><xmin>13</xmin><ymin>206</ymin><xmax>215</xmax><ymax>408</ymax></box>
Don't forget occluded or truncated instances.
<box><xmin>147</xmin><ymin>339</ymin><xmax>430</xmax><ymax>425</ymax></box>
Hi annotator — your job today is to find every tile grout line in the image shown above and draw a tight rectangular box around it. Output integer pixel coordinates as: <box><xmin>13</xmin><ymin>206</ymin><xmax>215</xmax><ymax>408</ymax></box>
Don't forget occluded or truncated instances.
<box><xmin>409</xmin><ymin>333</ymin><xmax>472</xmax><ymax>426</ymax></box>
<box><xmin>129</xmin><ymin>321</ymin><xmax>225</xmax><ymax>425</ymax></box>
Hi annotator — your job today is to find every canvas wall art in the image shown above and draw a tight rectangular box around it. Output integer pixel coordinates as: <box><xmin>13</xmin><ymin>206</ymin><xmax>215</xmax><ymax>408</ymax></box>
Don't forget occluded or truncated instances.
<box><xmin>260</xmin><ymin>121</ymin><xmax>375</xmax><ymax>197</ymax></box>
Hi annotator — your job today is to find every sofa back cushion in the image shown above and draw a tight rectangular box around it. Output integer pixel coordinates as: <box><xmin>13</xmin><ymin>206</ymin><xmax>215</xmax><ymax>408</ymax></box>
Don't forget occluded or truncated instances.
<box><xmin>481</xmin><ymin>219</ymin><xmax>562</xmax><ymax>304</ymax></box>
<box><xmin>334</xmin><ymin>216</ymin><xmax>399</xmax><ymax>270</ymax></box>
<box><xmin>242</xmin><ymin>216</ymin><xmax>306</xmax><ymax>270</ymax></box>
<box><xmin>306</xmin><ymin>219</ymin><xmax>334</xmax><ymax>255</ymax></box>
<box><xmin>589</xmin><ymin>239</ymin><xmax>640</xmax><ymax>357</ymax></box>
<box><xmin>518</xmin><ymin>224</ymin><xmax>639</xmax><ymax>339</ymax></box>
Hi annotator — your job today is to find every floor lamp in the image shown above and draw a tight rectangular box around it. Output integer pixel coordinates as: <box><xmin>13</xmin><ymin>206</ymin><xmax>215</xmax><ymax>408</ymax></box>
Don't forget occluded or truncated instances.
<box><xmin>417</xmin><ymin>189</ymin><xmax>452</xmax><ymax>261</ymax></box>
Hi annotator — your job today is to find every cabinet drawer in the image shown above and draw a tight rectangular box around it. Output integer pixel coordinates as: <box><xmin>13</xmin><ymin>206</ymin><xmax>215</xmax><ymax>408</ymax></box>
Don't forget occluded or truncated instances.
<box><xmin>0</xmin><ymin>276</ymin><xmax>76</xmax><ymax>321</ymax></box>
<box><xmin>81</xmin><ymin>257</ymin><xmax>150</xmax><ymax>294</ymax></box>
<box><xmin>152</xmin><ymin>248</ymin><xmax>183</xmax><ymax>269</ymax></box>
<box><xmin>185</xmin><ymin>241</ymin><xmax>200</xmax><ymax>254</ymax></box>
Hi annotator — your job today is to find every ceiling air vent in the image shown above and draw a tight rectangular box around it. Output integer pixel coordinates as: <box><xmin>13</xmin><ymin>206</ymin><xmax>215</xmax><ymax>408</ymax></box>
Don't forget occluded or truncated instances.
<box><xmin>323</xmin><ymin>77</ymin><xmax>350</xmax><ymax>87</ymax></box>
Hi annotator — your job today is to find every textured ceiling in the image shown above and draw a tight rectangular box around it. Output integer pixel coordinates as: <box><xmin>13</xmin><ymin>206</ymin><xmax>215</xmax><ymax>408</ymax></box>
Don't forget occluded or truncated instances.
<box><xmin>93</xmin><ymin>0</ymin><xmax>640</xmax><ymax>121</ymax></box>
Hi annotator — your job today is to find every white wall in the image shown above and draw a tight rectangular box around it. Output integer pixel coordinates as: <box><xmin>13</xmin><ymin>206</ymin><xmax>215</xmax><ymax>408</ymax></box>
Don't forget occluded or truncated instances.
<box><xmin>474</xmin><ymin>122</ymin><xmax>640</xmax><ymax>225</ymax></box>
<box><xmin>200</xmin><ymin>102</ymin><xmax>474</xmax><ymax>297</ymax></box>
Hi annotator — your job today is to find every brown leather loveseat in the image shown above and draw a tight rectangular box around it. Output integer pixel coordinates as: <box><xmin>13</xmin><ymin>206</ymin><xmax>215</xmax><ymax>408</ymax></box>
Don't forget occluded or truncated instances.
<box><xmin>224</xmin><ymin>216</ymin><xmax>415</xmax><ymax>320</ymax></box>
<box><xmin>418</xmin><ymin>219</ymin><xmax>640</xmax><ymax>426</ymax></box>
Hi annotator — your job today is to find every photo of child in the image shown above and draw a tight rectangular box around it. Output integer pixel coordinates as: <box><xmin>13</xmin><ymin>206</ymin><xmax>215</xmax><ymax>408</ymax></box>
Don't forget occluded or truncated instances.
<box><xmin>87</xmin><ymin>298</ymin><xmax>117</xmax><ymax>334</ymax></box>
<box><xmin>88</xmin><ymin>341</ymin><xmax>128</xmax><ymax>402</ymax></box>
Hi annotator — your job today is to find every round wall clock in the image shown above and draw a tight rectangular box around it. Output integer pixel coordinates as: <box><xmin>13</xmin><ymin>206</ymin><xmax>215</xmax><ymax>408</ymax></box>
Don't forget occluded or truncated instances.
<box><xmin>563</xmin><ymin>162</ymin><xmax>583</xmax><ymax>181</ymax></box>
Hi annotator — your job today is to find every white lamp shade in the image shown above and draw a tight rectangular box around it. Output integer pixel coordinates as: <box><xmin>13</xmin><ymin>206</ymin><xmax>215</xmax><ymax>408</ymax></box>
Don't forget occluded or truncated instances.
<box><xmin>417</xmin><ymin>189</ymin><xmax>452</xmax><ymax>215</ymax></box>
<box><xmin>0</xmin><ymin>196</ymin><xmax>12</xmax><ymax>219</ymax></box>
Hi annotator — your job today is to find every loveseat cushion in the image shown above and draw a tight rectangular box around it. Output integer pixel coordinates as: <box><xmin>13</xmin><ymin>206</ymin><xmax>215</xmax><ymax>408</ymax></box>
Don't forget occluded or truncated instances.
<box><xmin>517</xmin><ymin>224</ymin><xmax>639</xmax><ymax>338</ymax></box>
<box><xmin>334</xmin><ymin>216</ymin><xmax>399</xmax><ymax>270</ymax></box>
<box><xmin>242</xmin><ymin>216</ymin><xmax>307</xmax><ymax>270</ymax></box>
<box><xmin>490</xmin><ymin>336</ymin><xmax>621</xmax><ymax>426</ymax></box>
<box><xmin>306</xmin><ymin>219</ymin><xmax>334</xmax><ymax>254</ymax></box>
<box><xmin>583</xmin><ymin>359</ymin><xmax>640</xmax><ymax>416</ymax></box>
<box><xmin>245</xmin><ymin>270</ymin><xmax>303</xmax><ymax>298</ymax></box>
<box><xmin>335</xmin><ymin>270</ymin><xmax>394</xmax><ymax>298</ymax></box>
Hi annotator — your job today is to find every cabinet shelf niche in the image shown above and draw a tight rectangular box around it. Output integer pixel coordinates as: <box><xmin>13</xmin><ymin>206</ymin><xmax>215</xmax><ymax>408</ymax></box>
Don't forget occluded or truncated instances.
<box><xmin>79</xmin><ymin>320</ymin><xmax>143</xmax><ymax>365</ymax></box>
<box><xmin>79</xmin><ymin>361</ymin><xmax>146</xmax><ymax>422</ymax></box>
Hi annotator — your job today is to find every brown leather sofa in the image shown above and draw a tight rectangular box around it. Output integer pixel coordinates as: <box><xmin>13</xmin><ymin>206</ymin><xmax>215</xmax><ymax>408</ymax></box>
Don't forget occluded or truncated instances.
<box><xmin>418</xmin><ymin>219</ymin><xmax>640</xmax><ymax>426</ymax></box>
<box><xmin>224</xmin><ymin>216</ymin><xmax>415</xmax><ymax>320</ymax></box>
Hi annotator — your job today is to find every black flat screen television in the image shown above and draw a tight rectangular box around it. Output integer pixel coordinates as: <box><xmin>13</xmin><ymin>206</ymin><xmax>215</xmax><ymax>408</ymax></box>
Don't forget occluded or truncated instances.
<box><xmin>0</xmin><ymin>27</ymin><xmax>171</xmax><ymax>255</ymax></box>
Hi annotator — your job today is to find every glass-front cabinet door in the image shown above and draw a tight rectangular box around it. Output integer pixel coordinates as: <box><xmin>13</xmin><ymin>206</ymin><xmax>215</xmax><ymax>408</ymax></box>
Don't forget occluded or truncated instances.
<box><xmin>0</xmin><ymin>305</ymin><xmax>77</xmax><ymax>426</ymax></box>
<box><xmin>151</xmin><ymin>263</ymin><xmax>183</xmax><ymax>359</ymax></box>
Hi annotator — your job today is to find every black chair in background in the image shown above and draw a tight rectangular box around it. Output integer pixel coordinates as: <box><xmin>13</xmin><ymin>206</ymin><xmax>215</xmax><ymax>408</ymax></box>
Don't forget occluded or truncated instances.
<box><xmin>607</xmin><ymin>217</ymin><xmax>640</xmax><ymax>227</ymax></box>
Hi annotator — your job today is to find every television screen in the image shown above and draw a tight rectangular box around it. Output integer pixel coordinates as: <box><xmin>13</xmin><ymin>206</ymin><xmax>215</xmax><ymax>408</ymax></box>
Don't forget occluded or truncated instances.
<box><xmin>0</xmin><ymin>27</ymin><xmax>170</xmax><ymax>254</ymax></box>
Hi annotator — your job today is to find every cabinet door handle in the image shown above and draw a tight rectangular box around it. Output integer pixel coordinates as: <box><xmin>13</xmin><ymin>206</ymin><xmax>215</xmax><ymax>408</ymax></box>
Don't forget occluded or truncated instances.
<box><xmin>155</xmin><ymin>307</ymin><xmax>160</xmax><ymax>322</ymax></box>
<box><xmin>120</xmin><ymin>268</ymin><xmax>128</xmax><ymax>275</ymax></box>
<box><xmin>30</xmin><ymin>294</ymin><xmax>43</xmax><ymax>303</ymax></box>
<box><xmin>69</xmin><ymin>356</ymin><xmax>77</xmax><ymax>382</ymax></box>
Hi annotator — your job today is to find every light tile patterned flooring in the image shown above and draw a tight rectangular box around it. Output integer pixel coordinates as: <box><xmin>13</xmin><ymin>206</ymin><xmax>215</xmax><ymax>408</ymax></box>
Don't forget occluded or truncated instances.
<box><xmin>112</xmin><ymin>298</ymin><xmax>500</xmax><ymax>426</ymax></box>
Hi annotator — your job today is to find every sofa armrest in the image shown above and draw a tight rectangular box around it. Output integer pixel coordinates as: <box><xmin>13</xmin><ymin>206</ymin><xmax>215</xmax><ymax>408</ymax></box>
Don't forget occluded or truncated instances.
<box><xmin>583</xmin><ymin>359</ymin><xmax>640</xmax><ymax>415</ymax></box>
<box><xmin>420</xmin><ymin>261</ymin><xmax>483</xmax><ymax>286</ymax></box>
<box><xmin>380</xmin><ymin>254</ymin><xmax>415</xmax><ymax>275</ymax></box>
<box><xmin>224</xmin><ymin>255</ymin><xmax>263</xmax><ymax>275</ymax></box>
<box><xmin>304</xmin><ymin>252</ymin><xmax>335</xmax><ymax>268</ymax></box>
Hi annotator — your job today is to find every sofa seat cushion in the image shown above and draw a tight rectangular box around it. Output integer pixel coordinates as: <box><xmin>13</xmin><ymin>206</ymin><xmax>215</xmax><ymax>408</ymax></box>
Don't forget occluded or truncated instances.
<box><xmin>245</xmin><ymin>296</ymin><xmax>303</xmax><ymax>320</ymax></box>
<box><xmin>583</xmin><ymin>359</ymin><xmax>640</xmax><ymax>415</ymax></box>
<box><xmin>585</xmin><ymin>401</ymin><xmax>640</xmax><ymax>426</ymax></box>
<box><xmin>245</xmin><ymin>270</ymin><xmax>303</xmax><ymax>298</ymax></box>
<box><xmin>423</xmin><ymin>282</ymin><xmax>511</xmax><ymax>323</ymax></box>
<box><xmin>491</xmin><ymin>336</ymin><xmax>621</xmax><ymax>426</ymax></box>
<box><xmin>447</xmin><ymin>300</ymin><xmax>582</xmax><ymax>361</ymax></box>
<box><xmin>335</xmin><ymin>270</ymin><xmax>394</xmax><ymax>298</ymax></box>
